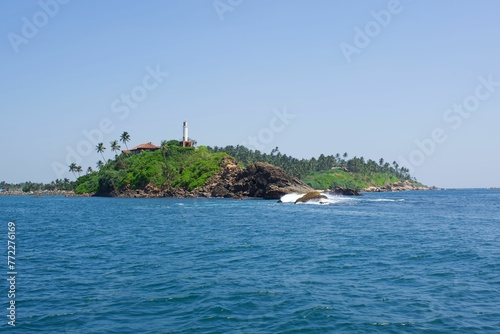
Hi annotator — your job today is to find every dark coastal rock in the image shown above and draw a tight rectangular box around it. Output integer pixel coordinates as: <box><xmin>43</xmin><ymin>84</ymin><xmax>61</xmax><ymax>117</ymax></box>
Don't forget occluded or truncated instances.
<box><xmin>295</xmin><ymin>191</ymin><xmax>328</xmax><ymax>203</ymax></box>
<box><xmin>331</xmin><ymin>187</ymin><xmax>362</xmax><ymax>196</ymax></box>
<box><xmin>201</xmin><ymin>159</ymin><xmax>313</xmax><ymax>200</ymax></box>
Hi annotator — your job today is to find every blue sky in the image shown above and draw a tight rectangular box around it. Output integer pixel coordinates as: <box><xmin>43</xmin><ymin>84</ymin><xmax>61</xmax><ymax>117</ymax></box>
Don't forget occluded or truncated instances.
<box><xmin>1</xmin><ymin>0</ymin><xmax>499</xmax><ymax>188</ymax></box>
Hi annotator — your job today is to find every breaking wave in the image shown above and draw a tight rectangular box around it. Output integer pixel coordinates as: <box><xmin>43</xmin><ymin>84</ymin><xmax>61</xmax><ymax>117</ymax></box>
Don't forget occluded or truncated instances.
<box><xmin>279</xmin><ymin>192</ymin><xmax>357</xmax><ymax>205</ymax></box>
<box><xmin>279</xmin><ymin>193</ymin><xmax>405</xmax><ymax>206</ymax></box>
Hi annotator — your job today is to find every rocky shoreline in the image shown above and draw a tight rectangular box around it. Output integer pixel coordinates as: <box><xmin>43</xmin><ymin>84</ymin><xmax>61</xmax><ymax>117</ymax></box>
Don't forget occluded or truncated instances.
<box><xmin>99</xmin><ymin>158</ymin><xmax>314</xmax><ymax>200</ymax></box>
<box><xmin>0</xmin><ymin>164</ymin><xmax>430</xmax><ymax>199</ymax></box>
<box><xmin>363</xmin><ymin>180</ymin><xmax>430</xmax><ymax>192</ymax></box>
<box><xmin>0</xmin><ymin>182</ymin><xmax>430</xmax><ymax>199</ymax></box>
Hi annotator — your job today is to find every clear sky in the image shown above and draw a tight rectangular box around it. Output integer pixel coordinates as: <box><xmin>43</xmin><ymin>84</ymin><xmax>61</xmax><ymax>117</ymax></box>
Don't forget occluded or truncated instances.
<box><xmin>1</xmin><ymin>0</ymin><xmax>499</xmax><ymax>188</ymax></box>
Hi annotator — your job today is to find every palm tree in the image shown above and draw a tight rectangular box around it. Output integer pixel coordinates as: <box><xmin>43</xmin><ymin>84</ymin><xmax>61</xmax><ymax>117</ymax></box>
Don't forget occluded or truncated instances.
<box><xmin>110</xmin><ymin>140</ymin><xmax>121</xmax><ymax>158</ymax></box>
<box><xmin>96</xmin><ymin>143</ymin><xmax>107</xmax><ymax>163</ymax></box>
<box><xmin>271</xmin><ymin>146</ymin><xmax>280</xmax><ymax>156</ymax></box>
<box><xmin>96</xmin><ymin>160</ymin><xmax>104</xmax><ymax>170</ymax></box>
<box><xmin>335</xmin><ymin>153</ymin><xmax>341</xmax><ymax>165</ymax></box>
<box><xmin>87</xmin><ymin>167</ymin><xmax>93</xmax><ymax>174</ymax></box>
<box><xmin>392</xmin><ymin>161</ymin><xmax>399</xmax><ymax>172</ymax></box>
<box><xmin>75</xmin><ymin>165</ymin><xmax>83</xmax><ymax>177</ymax></box>
<box><xmin>379</xmin><ymin>158</ymin><xmax>384</xmax><ymax>166</ymax></box>
<box><xmin>161</xmin><ymin>140</ymin><xmax>175</xmax><ymax>180</ymax></box>
<box><xmin>120</xmin><ymin>131</ymin><xmax>130</xmax><ymax>150</ymax></box>
<box><xmin>160</xmin><ymin>140</ymin><xmax>169</xmax><ymax>165</ymax></box>
<box><xmin>68</xmin><ymin>163</ymin><xmax>78</xmax><ymax>179</ymax></box>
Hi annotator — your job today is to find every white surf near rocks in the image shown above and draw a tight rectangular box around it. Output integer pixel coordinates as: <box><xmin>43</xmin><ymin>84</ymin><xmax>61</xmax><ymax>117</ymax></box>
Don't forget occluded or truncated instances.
<box><xmin>279</xmin><ymin>192</ymin><xmax>356</xmax><ymax>205</ymax></box>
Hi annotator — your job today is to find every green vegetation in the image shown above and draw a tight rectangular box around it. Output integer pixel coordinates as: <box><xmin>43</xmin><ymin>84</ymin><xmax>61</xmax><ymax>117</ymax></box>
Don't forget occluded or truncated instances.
<box><xmin>302</xmin><ymin>170</ymin><xmax>400</xmax><ymax>191</ymax></box>
<box><xmin>208</xmin><ymin>145</ymin><xmax>418</xmax><ymax>191</ymax></box>
<box><xmin>74</xmin><ymin>142</ymin><xmax>228</xmax><ymax>194</ymax></box>
<box><xmin>74</xmin><ymin>173</ymin><xmax>99</xmax><ymax>194</ymax></box>
<box><xmin>168</xmin><ymin>146</ymin><xmax>228</xmax><ymax>190</ymax></box>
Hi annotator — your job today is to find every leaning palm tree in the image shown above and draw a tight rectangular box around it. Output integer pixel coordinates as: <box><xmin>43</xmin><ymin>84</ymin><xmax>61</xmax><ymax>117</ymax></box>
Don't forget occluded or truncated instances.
<box><xmin>110</xmin><ymin>140</ymin><xmax>121</xmax><ymax>158</ymax></box>
<box><xmin>120</xmin><ymin>131</ymin><xmax>130</xmax><ymax>150</ymax></box>
<box><xmin>68</xmin><ymin>163</ymin><xmax>78</xmax><ymax>179</ymax></box>
<box><xmin>160</xmin><ymin>140</ymin><xmax>175</xmax><ymax>180</ymax></box>
<box><xmin>160</xmin><ymin>140</ymin><xmax>170</xmax><ymax>165</ymax></box>
<box><xmin>96</xmin><ymin>143</ymin><xmax>107</xmax><ymax>163</ymax></box>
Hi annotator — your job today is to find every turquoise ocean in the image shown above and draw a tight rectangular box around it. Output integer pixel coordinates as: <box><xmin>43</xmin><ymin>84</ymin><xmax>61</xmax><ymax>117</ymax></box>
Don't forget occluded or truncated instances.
<box><xmin>1</xmin><ymin>189</ymin><xmax>499</xmax><ymax>333</ymax></box>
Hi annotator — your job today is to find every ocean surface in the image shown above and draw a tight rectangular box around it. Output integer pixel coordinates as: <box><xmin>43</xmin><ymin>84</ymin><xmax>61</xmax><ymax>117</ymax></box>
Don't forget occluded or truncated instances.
<box><xmin>1</xmin><ymin>189</ymin><xmax>499</xmax><ymax>333</ymax></box>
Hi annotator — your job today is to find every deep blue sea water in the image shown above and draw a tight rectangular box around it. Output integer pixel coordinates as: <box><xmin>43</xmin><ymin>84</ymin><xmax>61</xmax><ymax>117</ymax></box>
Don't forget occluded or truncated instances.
<box><xmin>0</xmin><ymin>189</ymin><xmax>499</xmax><ymax>333</ymax></box>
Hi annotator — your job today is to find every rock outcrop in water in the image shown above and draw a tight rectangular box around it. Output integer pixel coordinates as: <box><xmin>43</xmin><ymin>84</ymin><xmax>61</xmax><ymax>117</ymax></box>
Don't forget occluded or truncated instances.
<box><xmin>197</xmin><ymin>158</ymin><xmax>313</xmax><ymax>199</ymax></box>
<box><xmin>330</xmin><ymin>187</ymin><xmax>362</xmax><ymax>196</ymax></box>
<box><xmin>295</xmin><ymin>191</ymin><xmax>328</xmax><ymax>203</ymax></box>
<box><xmin>103</xmin><ymin>157</ymin><xmax>313</xmax><ymax>200</ymax></box>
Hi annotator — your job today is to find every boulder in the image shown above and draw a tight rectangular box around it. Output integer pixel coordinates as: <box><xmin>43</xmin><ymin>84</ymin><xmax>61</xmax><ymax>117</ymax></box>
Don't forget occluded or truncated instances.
<box><xmin>331</xmin><ymin>187</ymin><xmax>362</xmax><ymax>196</ymax></box>
<box><xmin>295</xmin><ymin>191</ymin><xmax>328</xmax><ymax>203</ymax></box>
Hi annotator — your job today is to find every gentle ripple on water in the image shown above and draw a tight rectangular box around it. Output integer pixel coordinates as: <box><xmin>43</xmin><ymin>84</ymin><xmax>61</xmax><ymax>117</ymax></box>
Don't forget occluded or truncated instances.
<box><xmin>0</xmin><ymin>190</ymin><xmax>499</xmax><ymax>333</ymax></box>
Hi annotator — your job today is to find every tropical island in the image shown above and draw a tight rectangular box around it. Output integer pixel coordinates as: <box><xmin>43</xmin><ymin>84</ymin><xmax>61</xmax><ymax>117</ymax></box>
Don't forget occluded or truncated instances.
<box><xmin>1</xmin><ymin>122</ymin><xmax>428</xmax><ymax>199</ymax></box>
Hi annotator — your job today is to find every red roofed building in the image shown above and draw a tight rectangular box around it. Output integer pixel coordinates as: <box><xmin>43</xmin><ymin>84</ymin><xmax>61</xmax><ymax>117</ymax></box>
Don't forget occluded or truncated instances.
<box><xmin>122</xmin><ymin>142</ymin><xmax>160</xmax><ymax>154</ymax></box>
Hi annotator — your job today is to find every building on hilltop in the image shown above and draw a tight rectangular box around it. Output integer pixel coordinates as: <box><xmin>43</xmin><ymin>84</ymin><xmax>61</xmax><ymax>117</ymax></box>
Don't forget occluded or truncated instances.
<box><xmin>122</xmin><ymin>121</ymin><xmax>193</xmax><ymax>155</ymax></box>
<box><xmin>179</xmin><ymin>120</ymin><xmax>193</xmax><ymax>147</ymax></box>
<box><xmin>122</xmin><ymin>142</ymin><xmax>160</xmax><ymax>154</ymax></box>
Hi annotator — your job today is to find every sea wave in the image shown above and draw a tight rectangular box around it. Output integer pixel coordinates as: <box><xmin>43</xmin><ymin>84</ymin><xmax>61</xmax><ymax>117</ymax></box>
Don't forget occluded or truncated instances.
<box><xmin>279</xmin><ymin>192</ymin><xmax>356</xmax><ymax>205</ymax></box>
<box><xmin>280</xmin><ymin>193</ymin><xmax>406</xmax><ymax>205</ymax></box>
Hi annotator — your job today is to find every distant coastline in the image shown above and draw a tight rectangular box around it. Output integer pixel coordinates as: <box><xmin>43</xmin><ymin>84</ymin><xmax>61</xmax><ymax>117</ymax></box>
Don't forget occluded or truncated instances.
<box><xmin>0</xmin><ymin>190</ymin><xmax>84</xmax><ymax>197</ymax></box>
<box><xmin>2</xmin><ymin>131</ymin><xmax>431</xmax><ymax>198</ymax></box>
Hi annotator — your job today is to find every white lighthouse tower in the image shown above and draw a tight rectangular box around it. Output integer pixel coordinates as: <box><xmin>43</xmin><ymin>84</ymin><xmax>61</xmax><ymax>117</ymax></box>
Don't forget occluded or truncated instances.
<box><xmin>180</xmin><ymin>120</ymin><xmax>193</xmax><ymax>147</ymax></box>
<box><xmin>183</xmin><ymin>120</ymin><xmax>188</xmax><ymax>142</ymax></box>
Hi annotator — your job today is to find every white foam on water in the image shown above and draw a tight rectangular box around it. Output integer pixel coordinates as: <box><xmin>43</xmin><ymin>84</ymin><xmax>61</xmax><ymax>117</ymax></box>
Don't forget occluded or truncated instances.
<box><xmin>279</xmin><ymin>193</ymin><xmax>304</xmax><ymax>203</ymax></box>
<box><xmin>279</xmin><ymin>192</ymin><xmax>356</xmax><ymax>206</ymax></box>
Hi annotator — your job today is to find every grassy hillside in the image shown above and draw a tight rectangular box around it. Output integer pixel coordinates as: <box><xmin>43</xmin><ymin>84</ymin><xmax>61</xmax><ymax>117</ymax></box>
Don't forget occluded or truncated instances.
<box><xmin>302</xmin><ymin>170</ymin><xmax>401</xmax><ymax>190</ymax></box>
<box><xmin>74</xmin><ymin>144</ymin><xmax>228</xmax><ymax>194</ymax></box>
<box><xmin>302</xmin><ymin>169</ymin><xmax>428</xmax><ymax>191</ymax></box>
